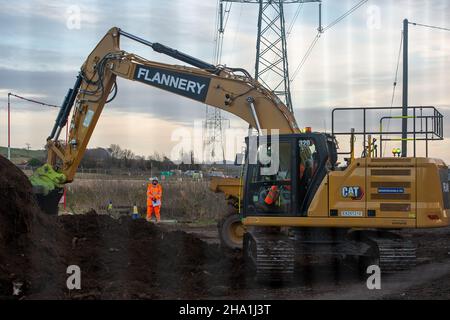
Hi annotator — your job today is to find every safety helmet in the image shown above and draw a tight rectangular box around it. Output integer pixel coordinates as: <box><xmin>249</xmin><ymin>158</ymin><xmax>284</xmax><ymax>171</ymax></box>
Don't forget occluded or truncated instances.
<box><xmin>152</xmin><ymin>177</ymin><xmax>159</xmax><ymax>182</ymax></box>
<box><xmin>391</xmin><ymin>147</ymin><xmax>401</xmax><ymax>156</ymax></box>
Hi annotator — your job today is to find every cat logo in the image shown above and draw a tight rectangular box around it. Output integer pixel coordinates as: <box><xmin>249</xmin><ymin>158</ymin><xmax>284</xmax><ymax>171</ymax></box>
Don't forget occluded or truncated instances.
<box><xmin>341</xmin><ymin>186</ymin><xmax>364</xmax><ymax>200</ymax></box>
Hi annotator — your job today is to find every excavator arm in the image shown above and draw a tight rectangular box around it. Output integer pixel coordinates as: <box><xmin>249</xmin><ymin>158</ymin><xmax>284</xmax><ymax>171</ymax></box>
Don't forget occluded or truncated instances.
<box><xmin>30</xmin><ymin>27</ymin><xmax>299</xmax><ymax>208</ymax></box>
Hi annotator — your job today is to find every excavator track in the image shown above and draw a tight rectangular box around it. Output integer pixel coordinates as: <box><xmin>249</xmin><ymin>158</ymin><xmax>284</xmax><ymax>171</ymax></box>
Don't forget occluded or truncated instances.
<box><xmin>376</xmin><ymin>238</ymin><xmax>416</xmax><ymax>272</ymax></box>
<box><xmin>244</xmin><ymin>231</ymin><xmax>295</xmax><ymax>282</ymax></box>
<box><xmin>364</xmin><ymin>236</ymin><xmax>416</xmax><ymax>273</ymax></box>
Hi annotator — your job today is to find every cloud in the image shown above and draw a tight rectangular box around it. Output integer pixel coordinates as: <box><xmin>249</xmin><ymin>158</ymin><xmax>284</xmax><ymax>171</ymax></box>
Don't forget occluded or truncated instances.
<box><xmin>0</xmin><ymin>67</ymin><xmax>210</xmax><ymax>124</ymax></box>
<box><xmin>0</xmin><ymin>45</ymin><xmax>81</xmax><ymax>72</ymax></box>
<box><xmin>0</xmin><ymin>68</ymin><xmax>75</xmax><ymax>106</ymax></box>
<box><xmin>0</xmin><ymin>0</ymin><xmax>449</xmax><ymax>161</ymax></box>
<box><xmin>1</xmin><ymin>0</ymin><xmax>100</xmax><ymax>26</ymax></box>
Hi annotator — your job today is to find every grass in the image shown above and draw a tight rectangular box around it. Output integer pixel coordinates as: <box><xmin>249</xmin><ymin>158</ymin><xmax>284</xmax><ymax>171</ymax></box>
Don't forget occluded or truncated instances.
<box><xmin>0</xmin><ymin>146</ymin><xmax>45</xmax><ymax>164</ymax></box>
<box><xmin>0</xmin><ymin>150</ymin><xmax>230</xmax><ymax>224</ymax></box>
<box><xmin>65</xmin><ymin>178</ymin><xmax>228</xmax><ymax>222</ymax></box>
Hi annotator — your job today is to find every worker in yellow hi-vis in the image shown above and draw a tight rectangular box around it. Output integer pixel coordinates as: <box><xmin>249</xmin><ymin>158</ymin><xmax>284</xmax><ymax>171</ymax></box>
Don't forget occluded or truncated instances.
<box><xmin>132</xmin><ymin>203</ymin><xmax>139</xmax><ymax>220</ymax></box>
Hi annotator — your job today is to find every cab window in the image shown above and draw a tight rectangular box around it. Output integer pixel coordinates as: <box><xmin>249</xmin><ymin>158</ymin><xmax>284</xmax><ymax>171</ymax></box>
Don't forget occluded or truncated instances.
<box><xmin>298</xmin><ymin>138</ymin><xmax>319</xmax><ymax>205</ymax></box>
<box><xmin>246</xmin><ymin>142</ymin><xmax>292</xmax><ymax>215</ymax></box>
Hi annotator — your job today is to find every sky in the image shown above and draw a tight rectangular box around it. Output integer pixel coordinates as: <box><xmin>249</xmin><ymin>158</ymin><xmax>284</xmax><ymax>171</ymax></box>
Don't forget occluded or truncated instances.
<box><xmin>0</xmin><ymin>0</ymin><xmax>449</xmax><ymax>162</ymax></box>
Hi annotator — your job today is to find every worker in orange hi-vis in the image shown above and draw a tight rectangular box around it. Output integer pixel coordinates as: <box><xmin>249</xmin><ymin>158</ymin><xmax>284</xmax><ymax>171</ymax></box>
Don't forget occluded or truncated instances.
<box><xmin>147</xmin><ymin>177</ymin><xmax>162</xmax><ymax>223</ymax></box>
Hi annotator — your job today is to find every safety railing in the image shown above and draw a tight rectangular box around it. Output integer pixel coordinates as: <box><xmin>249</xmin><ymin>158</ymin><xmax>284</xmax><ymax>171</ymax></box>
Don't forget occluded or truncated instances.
<box><xmin>331</xmin><ymin>106</ymin><xmax>444</xmax><ymax>158</ymax></box>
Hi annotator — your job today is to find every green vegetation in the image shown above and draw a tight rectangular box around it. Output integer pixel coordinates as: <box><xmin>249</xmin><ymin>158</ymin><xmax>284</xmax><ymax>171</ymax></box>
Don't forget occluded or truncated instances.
<box><xmin>66</xmin><ymin>178</ymin><xmax>227</xmax><ymax>222</ymax></box>
<box><xmin>0</xmin><ymin>146</ymin><xmax>45</xmax><ymax>164</ymax></box>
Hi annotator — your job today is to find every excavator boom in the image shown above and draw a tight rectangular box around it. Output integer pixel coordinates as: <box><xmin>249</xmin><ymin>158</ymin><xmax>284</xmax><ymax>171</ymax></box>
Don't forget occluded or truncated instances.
<box><xmin>30</xmin><ymin>27</ymin><xmax>299</xmax><ymax>212</ymax></box>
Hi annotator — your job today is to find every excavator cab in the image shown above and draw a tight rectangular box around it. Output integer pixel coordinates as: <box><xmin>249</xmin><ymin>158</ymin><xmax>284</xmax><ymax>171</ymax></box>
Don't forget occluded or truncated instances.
<box><xmin>243</xmin><ymin>133</ymin><xmax>336</xmax><ymax>218</ymax></box>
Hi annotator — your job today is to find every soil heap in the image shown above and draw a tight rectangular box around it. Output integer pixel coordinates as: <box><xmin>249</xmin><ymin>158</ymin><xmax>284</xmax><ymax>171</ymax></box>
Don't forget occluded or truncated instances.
<box><xmin>0</xmin><ymin>155</ymin><xmax>245</xmax><ymax>299</ymax></box>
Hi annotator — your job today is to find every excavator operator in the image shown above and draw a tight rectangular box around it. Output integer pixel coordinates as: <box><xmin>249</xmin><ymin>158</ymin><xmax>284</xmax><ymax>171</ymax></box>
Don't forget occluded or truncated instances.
<box><xmin>258</xmin><ymin>144</ymin><xmax>292</xmax><ymax>213</ymax></box>
<box><xmin>298</xmin><ymin>141</ymin><xmax>315</xmax><ymax>203</ymax></box>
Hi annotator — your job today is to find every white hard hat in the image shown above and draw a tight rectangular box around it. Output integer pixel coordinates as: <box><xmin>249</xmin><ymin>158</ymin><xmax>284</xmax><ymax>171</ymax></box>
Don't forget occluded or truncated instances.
<box><xmin>152</xmin><ymin>177</ymin><xmax>159</xmax><ymax>182</ymax></box>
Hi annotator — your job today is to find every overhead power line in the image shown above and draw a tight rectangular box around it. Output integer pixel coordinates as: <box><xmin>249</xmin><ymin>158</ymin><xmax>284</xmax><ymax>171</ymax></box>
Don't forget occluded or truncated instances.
<box><xmin>290</xmin><ymin>32</ymin><xmax>321</xmax><ymax>81</ymax></box>
<box><xmin>213</xmin><ymin>1</ymin><xmax>232</xmax><ymax>64</ymax></box>
<box><xmin>290</xmin><ymin>0</ymin><xmax>369</xmax><ymax>82</ymax></box>
<box><xmin>390</xmin><ymin>31</ymin><xmax>403</xmax><ymax>109</ymax></box>
<box><xmin>382</xmin><ymin>31</ymin><xmax>403</xmax><ymax>157</ymax></box>
<box><xmin>409</xmin><ymin>22</ymin><xmax>450</xmax><ymax>32</ymax></box>
<box><xmin>286</xmin><ymin>3</ymin><xmax>304</xmax><ymax>38</ymax></box>
<box><xmin>8</xmin><ymin>92</ymin><xmax>60</xmax><ymax>108</ymax></box>
<box><xmin>322</xmin><ymin>0</ymin><xmax>368</xmax><ymax>32</ymax></box>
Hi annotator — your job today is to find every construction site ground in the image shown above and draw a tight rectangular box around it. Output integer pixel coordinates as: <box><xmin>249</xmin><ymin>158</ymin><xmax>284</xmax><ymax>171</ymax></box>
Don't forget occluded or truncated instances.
<box><xmin>172</xmin><ymin>224</ymin><xmax>450</xmax><ymax>300</ymax></box>
<box><xmin>1</xmin><ymin>154</ymin><xmax>449</xmax><ymax>300</ymax></box>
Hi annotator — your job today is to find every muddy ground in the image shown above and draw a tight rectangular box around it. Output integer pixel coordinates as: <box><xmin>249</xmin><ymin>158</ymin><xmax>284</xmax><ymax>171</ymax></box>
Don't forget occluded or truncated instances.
<box><xmin>174</xmin><ymin>224</ymin><xmax>450</xmax><ymax>300</ymax></box>
<box><xmin>1</xmin><ymin>154</ymin><xmax>449</xmax><ymax>300</ymax></box>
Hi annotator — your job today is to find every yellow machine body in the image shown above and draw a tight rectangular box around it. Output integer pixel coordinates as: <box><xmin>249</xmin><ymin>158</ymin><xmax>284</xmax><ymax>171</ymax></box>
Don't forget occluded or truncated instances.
<box><xmin>243</xmin><ymin>157</ymin><xmax>449</xmax><ymax>229</ymax></box>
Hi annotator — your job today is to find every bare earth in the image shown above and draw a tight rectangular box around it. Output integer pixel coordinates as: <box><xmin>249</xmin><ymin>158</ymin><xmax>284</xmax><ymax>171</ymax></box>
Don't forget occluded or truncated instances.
<box><xmin>2</xmin><ymin>154</ymin><xmax>449</xmax><ymax>300</ymax></box>
<box><xmin>171</xmin><ymin>224</ymin><xmax>450</xmax><ymax>300</ymax></box>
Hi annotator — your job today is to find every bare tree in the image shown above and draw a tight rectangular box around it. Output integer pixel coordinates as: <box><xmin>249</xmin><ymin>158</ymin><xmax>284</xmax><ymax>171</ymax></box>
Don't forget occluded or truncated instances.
<box><xmin>109</xmin><ymin>144</ymin><xmax>122</xmax><ymax>159</ymax></box>
<box><xmin>152</xmin><ymin>152</ymin><xmax>162</xmax><ymax>162</ymax></box>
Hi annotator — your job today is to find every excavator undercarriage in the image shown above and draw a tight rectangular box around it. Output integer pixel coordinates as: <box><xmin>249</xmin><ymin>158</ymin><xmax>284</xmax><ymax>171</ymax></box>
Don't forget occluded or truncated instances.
<box><xmin>243</xmin><ymin>227</ymin><xmax>417</xmax><ymax>281</ymax></box>
<box><xmin>244</xmin><ymin>228</ymin><xmax>295</xmax><ymax>282</ymax></box>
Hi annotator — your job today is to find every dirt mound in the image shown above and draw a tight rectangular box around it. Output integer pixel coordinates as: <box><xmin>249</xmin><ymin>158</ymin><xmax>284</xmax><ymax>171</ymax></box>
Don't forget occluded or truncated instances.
<box><xmin>0</xmin><ymin>155</ymin><xmax>36</xmax><ymax>243</ymax></box>
<box><xmin>52</xmin><ymin>214</ymin><xmax>245</xmax><ymax>299</ymax></box>
<box><xmin>6</xmin><ymin>213</ymin><xmax>245</xmax><ymax>300</ymax></box>
<box><xmin>0</xmin><ymin>156</ymin><xmax>245</xmax><ymax>299</ymax></box>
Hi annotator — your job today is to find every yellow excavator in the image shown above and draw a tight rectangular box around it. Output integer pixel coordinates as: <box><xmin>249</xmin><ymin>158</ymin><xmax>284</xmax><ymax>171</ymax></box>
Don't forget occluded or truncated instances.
<box><xmin>31</xmin><ymin>27</ymin><xmax>449</xmax><ymax>281</ymax></box>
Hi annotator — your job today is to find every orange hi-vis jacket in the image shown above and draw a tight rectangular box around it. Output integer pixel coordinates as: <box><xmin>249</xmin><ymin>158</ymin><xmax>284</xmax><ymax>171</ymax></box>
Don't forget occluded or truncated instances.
<box><xmin>264</xmin><ymin>185</ymin><xmax>280</xmax><ymax>205</ymax></box>
<box><xmin>147</xmin><ymin>183</ymin><xmax>162</xmax><ymax>206</ymax></box>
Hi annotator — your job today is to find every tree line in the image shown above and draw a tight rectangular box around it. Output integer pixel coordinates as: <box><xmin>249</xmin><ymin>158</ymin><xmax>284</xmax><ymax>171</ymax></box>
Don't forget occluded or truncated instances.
<box><xmin>79</xmin><ymin>144</ymin><xmax>200</xmax><ymax>172</ymax></box>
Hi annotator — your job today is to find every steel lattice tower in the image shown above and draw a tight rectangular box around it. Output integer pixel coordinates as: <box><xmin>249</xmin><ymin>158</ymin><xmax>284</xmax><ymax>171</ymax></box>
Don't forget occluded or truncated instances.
<box><xmin>204</xmin><ymin>0</ymin><xmax>319</xmax><ymax>163</ymax></box>
<box><xmin>222</xmin><ymin>0</ymin><xmax>320</xmax><ymax>112</ymax></box>
<box><xmin>203</xmin><ymin>1</ymin><xmax>231</xmax><ymax>164</ymax></box>
<box><xmin>204</xmin><ymin>108</ymin><xmax>228</xmax><ymax>163</ymax></box>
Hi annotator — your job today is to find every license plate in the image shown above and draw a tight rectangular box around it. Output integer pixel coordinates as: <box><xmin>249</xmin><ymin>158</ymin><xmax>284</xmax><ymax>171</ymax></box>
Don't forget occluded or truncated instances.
<box><xmin>341</xmin><ymin>210</ymin><xmax>363</xmax><ymax>217</ymax></box>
